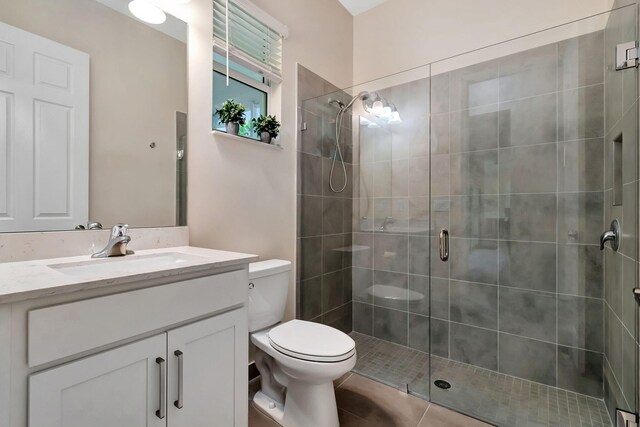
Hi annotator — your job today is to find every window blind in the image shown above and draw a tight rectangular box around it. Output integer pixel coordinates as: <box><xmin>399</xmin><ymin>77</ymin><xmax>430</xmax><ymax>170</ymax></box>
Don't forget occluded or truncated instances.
<box><xmin>213</xmin><ymin>0</ymin><xmax>285</xmax><ymax>82</ymax></box>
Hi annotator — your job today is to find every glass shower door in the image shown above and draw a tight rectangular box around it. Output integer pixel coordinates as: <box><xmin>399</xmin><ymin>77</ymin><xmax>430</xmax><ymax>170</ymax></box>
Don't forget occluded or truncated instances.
<box><xmin>422</xmin><ymin>6</ymin><xmax>638</xmax><ymax>426</ymax></box>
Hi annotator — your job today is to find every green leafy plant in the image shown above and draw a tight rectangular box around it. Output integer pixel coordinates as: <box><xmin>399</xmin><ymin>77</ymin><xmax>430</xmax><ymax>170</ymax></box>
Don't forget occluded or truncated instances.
<box><xmin>251</xmin><ymin>114</ymin><xmax>281</xmax><ymax>138</ymax></box>
<box><xmin>214</xmin><ymin>99</ymin><xmax>246</xmax><ymax>125</ymax></box>
<box><xmin>238</xmin><ymin>123</ymin><xmax>252</xmax><ymax>137</ymax></box>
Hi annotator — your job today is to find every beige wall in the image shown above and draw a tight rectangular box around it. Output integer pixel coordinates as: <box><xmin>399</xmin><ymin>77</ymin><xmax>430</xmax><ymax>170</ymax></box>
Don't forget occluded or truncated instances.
<box><xmin>179</xmin><ymin>0</ymin><xmax>353</xmax><ymax>321</ymax></box>
<box><xmin>353</xmin><ymin>0</ymin><xmax>616</xmax><ymax>83</ymax></box>
<box><xmin>0</xmin><ymin>0</ymin><xmax>187</xmax><ymax>229</ymax></box>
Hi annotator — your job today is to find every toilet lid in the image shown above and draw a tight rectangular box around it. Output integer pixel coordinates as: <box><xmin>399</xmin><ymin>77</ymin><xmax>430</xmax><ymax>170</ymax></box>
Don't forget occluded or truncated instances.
<box><xmin>268</xmin><ymin>320</ymin><xmax>356</xmax><ymax>362</ymax></box>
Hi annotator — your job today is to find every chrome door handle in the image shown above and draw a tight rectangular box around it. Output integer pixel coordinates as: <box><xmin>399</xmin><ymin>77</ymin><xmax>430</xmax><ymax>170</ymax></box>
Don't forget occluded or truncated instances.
<box><xmin>600</xmin><ymin>219</ymin><xmax>620</xmax><ymax>251</ymax></box>
<box><xmin>439</xmin><ymin>228</ymin><xmax>449</xmax><ymax>261</ymax></box>
<box><xmin>156</xmin><ymin>357</ymin><xmax>166</xmax><ymax>419</ymax></box>
<box><xmin>174</xmin><ymin>350</ymin><xmax>184</xmax><ymax>409</ymax></box>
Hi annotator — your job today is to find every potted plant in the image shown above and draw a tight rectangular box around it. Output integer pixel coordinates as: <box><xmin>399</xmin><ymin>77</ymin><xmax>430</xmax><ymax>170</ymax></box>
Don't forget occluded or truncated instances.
<box><xmin>214</xmin><ymin>99</ymin><xmax>246</xmax><ymax>135</ymax></box>
<box><xmin>251</xmin><ymin>114</ymin><xmax>281</xmax><ymax>144</ymax></box>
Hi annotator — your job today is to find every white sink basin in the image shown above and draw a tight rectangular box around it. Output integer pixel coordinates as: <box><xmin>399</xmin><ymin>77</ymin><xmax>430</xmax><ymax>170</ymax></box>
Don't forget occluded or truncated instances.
<box><xmin>48</xmin><ymin>252</ymin><xmax>209</xmax><ymax>278</ymax></box>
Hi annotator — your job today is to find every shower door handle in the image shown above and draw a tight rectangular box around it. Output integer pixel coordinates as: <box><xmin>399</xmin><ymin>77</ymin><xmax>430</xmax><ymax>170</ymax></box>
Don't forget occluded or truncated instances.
<box><xmin>439</xmin><ymin>228</ymin><xmax>449</xmax><ymax>261</ymax></box>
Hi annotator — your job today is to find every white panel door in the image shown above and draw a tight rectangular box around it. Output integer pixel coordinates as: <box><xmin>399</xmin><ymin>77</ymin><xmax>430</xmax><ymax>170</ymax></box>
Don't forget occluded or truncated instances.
<box><xmin>0</xmin><ymin>21</ymin><xmax>89</xmax><ymax>232</ymax></box>
<box><xmin>29</xmin><ymin>334</ymin><xmax>167</xmax><ymax>427</ymax></box>
<box><xmin>0</xmin><ymin>89</ymin><xmax>12</xmax><ymax>223</ymax></box>
<box><xmin>167</xmin><ymin>309</ymin><xmax>248</xmax><ymax>427</ymax></box>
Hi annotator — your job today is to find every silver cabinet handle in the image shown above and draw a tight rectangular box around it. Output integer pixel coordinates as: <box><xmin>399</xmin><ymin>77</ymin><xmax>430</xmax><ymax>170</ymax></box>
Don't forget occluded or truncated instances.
<box><xmin>155</xmin><ymin>357</ymin><xmax>166</xmax><ymax>419</ymax></box>
<box><xmin>439</xmin><ymin>228</ymin><xmax>449</xmax><ymax>261</ymax></box>
<box><xmin>174</xmin><ymin>350</ymin><xmax>184</xmax><ymax>409</ymax></box>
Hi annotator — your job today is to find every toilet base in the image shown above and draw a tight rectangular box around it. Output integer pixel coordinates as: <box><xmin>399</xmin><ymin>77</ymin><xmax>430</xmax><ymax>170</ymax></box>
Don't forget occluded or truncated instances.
<box><xmin>253</xmin><ymin>381</ymin><xmax>340</xmax><ymax>427</ymax></box>
<box><xmin>253</xmin><ymin>391</ymin><xmax>285</xmax><ymax>424</ymax></box>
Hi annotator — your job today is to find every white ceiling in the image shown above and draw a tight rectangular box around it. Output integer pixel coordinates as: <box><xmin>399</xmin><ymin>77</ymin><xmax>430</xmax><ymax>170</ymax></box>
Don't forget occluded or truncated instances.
<box><xmin>338</xmin><ymin>0</ymin><xmax>388</xmax><ymax>16</ymax></box>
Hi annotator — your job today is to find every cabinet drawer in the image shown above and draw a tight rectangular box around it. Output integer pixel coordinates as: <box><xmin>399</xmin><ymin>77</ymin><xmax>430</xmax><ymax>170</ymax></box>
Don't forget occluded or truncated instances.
<box><xmin>28</xmin><ymin>269</ymin><xmax>247</xmax><ymax>367</ymax></box>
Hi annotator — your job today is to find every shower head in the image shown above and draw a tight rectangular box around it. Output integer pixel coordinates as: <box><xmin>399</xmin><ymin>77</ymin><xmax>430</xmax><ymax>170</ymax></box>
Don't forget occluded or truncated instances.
<box><xmin>328</xmin><ymin>98</ymin><xmax>345</xmax><ymax>109</ymax></box>
<box><xmin>328</xmin><ymin>91</ymin><xmax>370</xmax><ymax>111</ymax></box>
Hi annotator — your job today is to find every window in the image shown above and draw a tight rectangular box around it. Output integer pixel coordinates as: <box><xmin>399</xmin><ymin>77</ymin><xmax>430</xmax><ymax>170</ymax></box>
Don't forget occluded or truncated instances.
<box><xmin>212</xmin><ymin>69</ymin><xmax>267</xmax><ymax>139</ymax></box>
<box><xmin>212</xmin><ymin>0</ymin><xmax>287</xmax><ymax>139</ymax></box>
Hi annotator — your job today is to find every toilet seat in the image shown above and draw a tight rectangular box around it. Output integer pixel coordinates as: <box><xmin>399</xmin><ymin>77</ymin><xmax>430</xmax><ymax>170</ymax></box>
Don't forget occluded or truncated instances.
<box><xmin>268</xmin><ymin>320</ymin><xmax>356</xmax><ymax>363</ymax></box>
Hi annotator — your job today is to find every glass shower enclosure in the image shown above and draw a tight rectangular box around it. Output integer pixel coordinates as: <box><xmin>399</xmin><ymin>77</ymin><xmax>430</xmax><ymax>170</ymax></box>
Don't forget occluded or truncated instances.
<box><xmin>298</xmin><ymin>5</ymin><xmax>639</xmax><ymax>426</ymax></box>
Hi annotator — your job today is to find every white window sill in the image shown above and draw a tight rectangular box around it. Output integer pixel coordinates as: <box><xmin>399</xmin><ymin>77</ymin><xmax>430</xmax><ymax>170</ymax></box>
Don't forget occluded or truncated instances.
<box><xmin>212</xmin><ymin>130</ymin><xmax>283</xmax><ymax>150</ymax></box>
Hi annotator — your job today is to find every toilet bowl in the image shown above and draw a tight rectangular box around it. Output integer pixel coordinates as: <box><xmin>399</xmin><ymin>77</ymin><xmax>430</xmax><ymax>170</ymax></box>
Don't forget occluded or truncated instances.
<box><xmin>248</xmin><ymin>260</ymin><xmax>356</xmax><ymax>427</ymax></box>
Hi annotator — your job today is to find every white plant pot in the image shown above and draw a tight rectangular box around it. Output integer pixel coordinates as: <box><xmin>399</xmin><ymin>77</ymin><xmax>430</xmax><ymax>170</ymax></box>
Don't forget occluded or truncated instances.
<box><xmin>260</xmin><ymin>131</ymin><xmax>272</xmax><ymax>144</ymax></box>
<box><xmin>226</xmin><ymin>122</ymin><xmax>239</xmax><ymax>135</ymax></box>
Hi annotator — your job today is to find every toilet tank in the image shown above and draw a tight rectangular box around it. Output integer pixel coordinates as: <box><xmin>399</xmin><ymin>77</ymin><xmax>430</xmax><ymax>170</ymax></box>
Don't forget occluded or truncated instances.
<box><xmin>248</xmin><ymin>259</ymin><xmax>291</xmax><ymax>332</ymax></box>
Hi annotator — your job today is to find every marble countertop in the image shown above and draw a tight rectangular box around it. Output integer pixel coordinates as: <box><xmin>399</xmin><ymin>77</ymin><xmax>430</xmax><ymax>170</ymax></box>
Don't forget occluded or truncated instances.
<box><xmin>0</xmin><ymin>246</ymin><xmax>259</xmax><ymax>304</ymax></box>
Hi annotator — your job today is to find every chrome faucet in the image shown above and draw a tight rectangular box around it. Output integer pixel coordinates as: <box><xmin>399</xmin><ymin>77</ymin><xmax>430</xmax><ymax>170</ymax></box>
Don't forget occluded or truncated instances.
<box><xmin>379</xmin><ymin>216</ymin><xmax>395</xmax><ymax>231</ymax></box>
<box><xmin>92</xmin><ymin>224</ymin><xmax>134</xmax><ymax>258</ymax></box>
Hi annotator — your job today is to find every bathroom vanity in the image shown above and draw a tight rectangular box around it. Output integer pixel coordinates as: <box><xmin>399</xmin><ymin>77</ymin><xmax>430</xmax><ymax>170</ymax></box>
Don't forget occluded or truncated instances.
<box><xmin>0</xmin><ymin>246</ymin><xmax>257</xmax><ymax>427</ymax></box>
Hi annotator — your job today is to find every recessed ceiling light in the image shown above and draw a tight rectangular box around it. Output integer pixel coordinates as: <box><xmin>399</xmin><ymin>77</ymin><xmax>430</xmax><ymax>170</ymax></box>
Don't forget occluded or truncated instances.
<box><xmin>128</xmin><ymin>0</ymin><xmax>167</xmax><ymax>24</ymax></box>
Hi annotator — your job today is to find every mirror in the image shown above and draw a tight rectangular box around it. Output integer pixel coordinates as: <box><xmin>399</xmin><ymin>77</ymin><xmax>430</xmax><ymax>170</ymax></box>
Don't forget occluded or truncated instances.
<box><xmin>0</xmin><ymin>0</ymin><xmax>188</xmax><ymax>233</ymax></box>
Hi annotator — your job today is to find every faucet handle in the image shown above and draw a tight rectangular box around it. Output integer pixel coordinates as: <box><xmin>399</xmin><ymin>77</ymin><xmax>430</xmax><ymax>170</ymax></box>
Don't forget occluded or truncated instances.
<box><xmin>111</xmin><ymin>223</ymin><xmax>129</xmax><ymax>238</ymax></box>
<box><xmin>600</xmin><ymin>219</ymin><xmax>620</xmax><ymax>251</ymax></box>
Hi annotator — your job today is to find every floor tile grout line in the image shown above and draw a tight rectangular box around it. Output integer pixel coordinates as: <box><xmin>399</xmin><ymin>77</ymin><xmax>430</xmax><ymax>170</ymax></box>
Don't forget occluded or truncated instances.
<box><xmin>416</xmin><ymin>402</ymin><xmax>432</xmax><ymax>427</ymax></box>
<box><xmin>335</xmin><ymin>372</ymin><xmax>352</xmax><ymax>389</ymax></box>
<box><xmin>335</xmin><ymin>406</ymin><xmax>371</xmax><ymax>424</ymax></box>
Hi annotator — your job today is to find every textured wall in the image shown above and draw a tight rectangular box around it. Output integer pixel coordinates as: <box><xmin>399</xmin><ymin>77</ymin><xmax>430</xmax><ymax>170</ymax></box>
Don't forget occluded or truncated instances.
<box><xmin>297</xmin><ymin>65</ymin><xmax>354</xmax><ymax>333</ymax></box>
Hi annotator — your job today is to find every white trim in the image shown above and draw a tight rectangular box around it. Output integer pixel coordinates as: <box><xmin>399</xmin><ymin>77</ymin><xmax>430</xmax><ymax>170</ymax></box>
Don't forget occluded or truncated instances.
<box><xmin>232</xmin><ymin>0</ymin><xmax>288</xmax><ymax>39</ymax></box>
<box><xmin>212</xmin><ymin>131</ymin><xmax>283</xmax><ymax>150</ymax></box>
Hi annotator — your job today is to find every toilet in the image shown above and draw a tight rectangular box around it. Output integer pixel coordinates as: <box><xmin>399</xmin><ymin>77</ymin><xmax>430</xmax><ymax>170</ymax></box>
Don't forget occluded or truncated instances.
<box><xmin>248</xmin><ymin>259</ymin><xmax>356</xmax><ymax>427</ymax></box>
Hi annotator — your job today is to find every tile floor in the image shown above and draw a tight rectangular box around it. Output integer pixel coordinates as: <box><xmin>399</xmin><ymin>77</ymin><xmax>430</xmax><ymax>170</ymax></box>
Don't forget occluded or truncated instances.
<box><xmin>351</xmin><ymin>332</ymin><xmax>612</xmax><ymax>427</ymax></box>
<box><xmin>248</xmin><ymin>372</ymin><xmax>491</xmax><ymax>427</ymax></box>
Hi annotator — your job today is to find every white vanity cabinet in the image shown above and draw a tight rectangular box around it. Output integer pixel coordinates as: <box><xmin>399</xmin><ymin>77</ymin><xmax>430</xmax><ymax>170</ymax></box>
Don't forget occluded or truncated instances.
<box><xmin>0</xmin><ymin>250</ymin><xmax>255</xmax><ymax>427</ymax></box>
<box><xmin>29</xmin><ymin>309</ymin><xmax>245</xmax><ymax>427</ymax></box>
<box><xmin>29</xmin><ymin>334</ymin><xmax>167</xmax><ymax>427</ymax></box>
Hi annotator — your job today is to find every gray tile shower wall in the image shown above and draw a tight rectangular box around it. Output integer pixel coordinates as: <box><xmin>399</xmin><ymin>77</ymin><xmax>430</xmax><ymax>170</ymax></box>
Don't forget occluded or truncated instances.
<box><xmin>603</xmin><ymin>2</ymin><xmax>639</xmax><ymax>421</ymax></box>
<box><xmin>351</xmin><ymin>77</ymin><xmax>432</xmax><ymax>355</ymax></box>
<box><xmin>297</xmin><ymin>65</ymin><xmax>353</xmax><ymax>333</ymax></box>
<box><xmin>351</xmin><ymin>30</ymin><xmax>613</xmax><ymax>401</ymax></box>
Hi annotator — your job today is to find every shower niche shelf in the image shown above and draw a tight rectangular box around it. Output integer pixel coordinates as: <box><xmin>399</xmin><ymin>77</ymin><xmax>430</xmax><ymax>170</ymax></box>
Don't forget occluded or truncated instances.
<box><xmin>212</xmin><ymin>130</ymin><xmax>283</xmax><ymax>150</ymax></box>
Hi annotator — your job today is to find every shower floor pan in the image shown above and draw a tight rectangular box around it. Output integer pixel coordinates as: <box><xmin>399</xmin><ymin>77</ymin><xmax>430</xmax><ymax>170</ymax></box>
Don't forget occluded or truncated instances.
<box><xmin>350</xmin><ymin>332</ymin><xmax>611</xmax><ymax>427</ymax></box>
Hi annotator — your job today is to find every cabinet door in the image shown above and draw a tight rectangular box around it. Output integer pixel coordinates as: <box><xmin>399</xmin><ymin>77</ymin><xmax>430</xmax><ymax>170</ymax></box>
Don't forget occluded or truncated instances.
<box><xmin>167</xmin><ymin>308</ymin><xmax>248</xmax><ymax>427</ymax></box>
<box><xmin>29</xmin><ymin>334</ymin><xmax>167</xmax><ymax>427</ymax></box>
